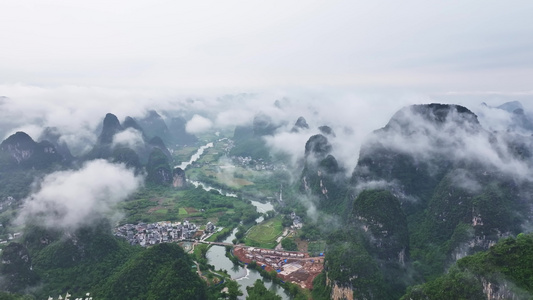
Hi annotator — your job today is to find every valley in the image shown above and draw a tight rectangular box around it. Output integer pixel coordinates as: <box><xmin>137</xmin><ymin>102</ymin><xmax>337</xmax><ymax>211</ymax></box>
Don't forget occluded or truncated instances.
<box><xmin>0</xmin><ymin>102</ymin><xmax>533</xmax><ymax>299</ymax></box>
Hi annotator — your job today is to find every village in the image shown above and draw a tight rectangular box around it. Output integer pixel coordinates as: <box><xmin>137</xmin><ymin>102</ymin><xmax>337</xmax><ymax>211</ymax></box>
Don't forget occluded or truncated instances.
<box><xmin>114</xmin><ymin>218</ymin><xmax>324</xmax><ymax>289</ymax></box>
<box><xmin>232</xmin><ymin>246</ymin><xmax>324</xmax><ymax>289</ymax></box>
<box><xmin>114</xmin><ymin>220</ymin><xmax>216</xmax><ymax>246</ymax></box>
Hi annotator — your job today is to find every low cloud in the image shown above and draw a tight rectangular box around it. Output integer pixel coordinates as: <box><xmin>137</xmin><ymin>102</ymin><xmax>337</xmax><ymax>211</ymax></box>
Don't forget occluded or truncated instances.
<box><xmin>363</xmin><ymin>104</ymin><xmax>533</xmax><ymax>184</ymax></box>
<box><xmin>17</xmin><ymin>160</ymin><xmax>143</xmax><ymax>231</ymax></box>
<box><xmin>1</xmin><ymin>83</ymin><xmax>530</xmax><ymax>179</ymax></box>
<box><xmin>186</xmin><ymin>114</ymin><xmax>213</xmax><ymax>134</ymax></box>
<box><xmin>112</xmin><ymin>128</ymin><xmax>145</xmax><ymax>151</ymax></box>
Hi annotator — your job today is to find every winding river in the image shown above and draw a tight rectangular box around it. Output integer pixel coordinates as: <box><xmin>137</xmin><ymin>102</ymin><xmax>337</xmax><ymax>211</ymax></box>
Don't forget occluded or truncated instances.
<box><xmin>176</xmin><ymin>143</ymin><xmax>290</xmax><ymax>299</ymax></box>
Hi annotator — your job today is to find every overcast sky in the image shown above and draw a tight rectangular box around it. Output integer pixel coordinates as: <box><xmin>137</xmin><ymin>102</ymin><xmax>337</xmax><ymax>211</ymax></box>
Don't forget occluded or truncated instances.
<box><xmin>1</xmin><ymin>0</ymin><xmax>532</xmax><ymax>93</ymax></box>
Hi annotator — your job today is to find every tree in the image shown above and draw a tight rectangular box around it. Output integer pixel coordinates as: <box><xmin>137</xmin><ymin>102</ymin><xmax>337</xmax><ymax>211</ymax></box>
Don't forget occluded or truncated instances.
<box><xmin>246</xmin><ymin>279</ymin><xmax>281</xmax><ymax>300</ymax></box>
<box><xmin>226</xmin><ymin>280</ymin><xmax>242</xmax><ymax>300</ymax></box>
<box><xmin>281</xmin><ymin>238</ymin><xmax>298</xmax><ymax>251</ymax></box>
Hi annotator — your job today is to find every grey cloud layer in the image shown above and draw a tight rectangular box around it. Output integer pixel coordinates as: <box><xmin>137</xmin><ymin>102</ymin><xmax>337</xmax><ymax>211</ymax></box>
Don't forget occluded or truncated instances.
<box><xmin>1</xmin><ymin>1</ymin><xmax>532</xmax><ymax>90</ymax></box>
<box><xmin>17</xmin><ymin>160</ymin><xmax>143</xmax><ymax>230</ymax></box>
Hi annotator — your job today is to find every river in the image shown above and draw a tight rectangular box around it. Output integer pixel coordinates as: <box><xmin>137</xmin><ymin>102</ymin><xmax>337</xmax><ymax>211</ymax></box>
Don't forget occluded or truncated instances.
<box><xmin>176</xmin><ymin>142</ymin><xmax>213</xmax><ymax>170</ymax></box>
<box><xmin>206</xmin><ymin>245</ymin><xmax>291</xmax><ymax>300</ymax></box>
<box><xmin>178</xmin><ymin>143</ymin><xmax>290</xmax><ymax>299</ymax></box>
<box><xmin>202</xmin><ymin>187</ymin><xmax>289</xmax><ymax>299</ymax></box>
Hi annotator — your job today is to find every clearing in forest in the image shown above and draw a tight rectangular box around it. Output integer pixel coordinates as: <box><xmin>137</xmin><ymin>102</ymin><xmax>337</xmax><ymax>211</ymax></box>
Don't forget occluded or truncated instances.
<box><xmin>245</xmin><ymin>216</ymin><xmax>283</xmax><ymax>248</ymax></box>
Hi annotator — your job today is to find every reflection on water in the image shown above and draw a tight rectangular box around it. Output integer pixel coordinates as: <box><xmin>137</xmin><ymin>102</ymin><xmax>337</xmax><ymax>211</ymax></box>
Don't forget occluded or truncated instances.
<box><xmin>188</xmin><ymin>180</ymin><xmax>238</xmax><ymax>198</ymax></box>
<box><xmin>206</xmin><ymin>245</ymin><xmax>290</xmax><ymax>300</ymax></box>
<box><xmin>183</xmin><ymin>143</ymin><xmax>289</xmax><ymax>298</ymax></box>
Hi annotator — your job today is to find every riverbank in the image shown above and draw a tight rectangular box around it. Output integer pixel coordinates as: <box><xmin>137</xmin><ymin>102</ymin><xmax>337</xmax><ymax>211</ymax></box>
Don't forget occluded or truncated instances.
<box><xmin>232</xmin><ymin>245</ymin><xmax>324</xmax><ymax>290</ymax></box>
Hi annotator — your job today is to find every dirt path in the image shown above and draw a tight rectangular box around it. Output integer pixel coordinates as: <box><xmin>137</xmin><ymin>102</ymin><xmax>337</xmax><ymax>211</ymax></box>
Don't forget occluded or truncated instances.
<box><xmin>274</xmin><ymin>228</ymin><xmax>290</xmax><ymax>250</ymax></box>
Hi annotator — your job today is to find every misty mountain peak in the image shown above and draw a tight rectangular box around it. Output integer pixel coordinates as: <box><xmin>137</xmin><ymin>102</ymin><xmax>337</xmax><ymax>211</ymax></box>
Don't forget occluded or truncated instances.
<box><xmin>0</xmin><ymin>131</ymin><xmax>63</xmax><ymax>168</ymax></box>
<box><xmin>253</xmin><ymin>113</ymin><xmax>278</xmax><ymax>136</ymax></box>
<box><xmin>137</xmin><ymin>110</ymin><xmax>170</xmax><ymax>143</ymax></box>
<box><xmin>386</xmin><ymin>103</ymin><xmax>480</xmax><ymax>133</ymax></box>
<box><xmin>319</xmin><ymin>125</ymin><xmax>336</xmax><ymax>137</ymax></box>
<box><xmin>103</xmin><ymin>113</ymin><xmax>121</xmax><ymax>128</ymax></box>
<box><xmin>99</xmin><ymin>113</ymin><xmax>124</xmax><ymax>145</ymax></box>
<box><xmin>497</xmin><ymin>101</ymin><xmax>523</xmax><ymax>113</ymax></box>
<box><xmin>39</xmin><ymin>127</ymin><xmax>74</xmax><ymax>160</ymax></box>
<box><xmin>513</xmin><ymin>108</ymin><xmax>525</xmax><ymax>115</ymax></box>
<box><xmin>304</xmin><ymin>134</ymin><xmax>332</xmax><ymax>159</ymax></box>
<box><xmin>291</xmin><ymin>116</ymin><xmax>309</xmax><ymax>132</ymax></box>
<box><xmin>122</xmin><ymin>116</ymin><xmax>144</xmax><ymax>133</ymax></box>
<box><xmin>2</xmin><ymin>131</ymin><xmax>34</xmax><ymax>147</ymax></box>
<box><xmin>146</xmin><ymin>110</ymin><xmax>162</xmax><ymax>120</ymax></box>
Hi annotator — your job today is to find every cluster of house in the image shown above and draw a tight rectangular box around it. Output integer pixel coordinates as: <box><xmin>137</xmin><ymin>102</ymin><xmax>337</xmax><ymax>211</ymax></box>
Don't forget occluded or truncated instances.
<box><xmin>231</xmin><ymin>156</ymin><xmax>285</xmax><ymax>171</ymax></box>
<box><xmin>243</xmin><ymin>247</ymin><xmax>305</xmax><ymax>269</ymax></box>
<box><xmin>0</xmin><ymin>196</ymin><xmax>16</xmax><ymax>212</ymax></box>
<box><xmin>0</xmin><ymin>231</ymin><xmax>22</xmax><ymax>245</ymax></box>
<box><xmin>290</xmin><ymin>212</ymin><xmax>303</xmax><ymax>229</ymax></box>
<box><xmin>114</xmin><ymin>220</ymin><xmax>216</xmax><ymax>246</ymax></box>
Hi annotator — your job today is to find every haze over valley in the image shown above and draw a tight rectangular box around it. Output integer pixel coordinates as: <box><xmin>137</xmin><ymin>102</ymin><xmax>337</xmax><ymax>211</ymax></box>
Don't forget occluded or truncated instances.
<box><xmin>1</xmin><ymin>1</ymin><xmax>533</xmax><ymax>299</ymax></box>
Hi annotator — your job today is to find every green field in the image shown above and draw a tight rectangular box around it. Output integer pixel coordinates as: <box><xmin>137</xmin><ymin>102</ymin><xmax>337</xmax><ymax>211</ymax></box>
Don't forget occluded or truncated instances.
<box><xmin>245</xmin><ymin>216</ymin><xmax>284</xmax><ymax>249</ymax></box>
<box><xmin>118</xmin><ymin>184</ymin><xmax>260</xmax><ymax>231</ymax></box>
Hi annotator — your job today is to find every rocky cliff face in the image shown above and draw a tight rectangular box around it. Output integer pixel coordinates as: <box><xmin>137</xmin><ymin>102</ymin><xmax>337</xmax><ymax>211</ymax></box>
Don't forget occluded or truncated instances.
<box><xmin>0</xmin><ymin>131</ymin><xmax>63</xmax><ymax>169</ymax></box>
<box><xmin>172</xmin><ymin>167</ymin><xmax>186</xmax><ymax>188</ymax></box>
<box><xmin>314</xmin><ymin>103</ymin><xmax>533</xmax><ymax>298</ymax></box>
<box><xmin>352</xmin><ymin>190</ymin><xmax>409</xmax><ymax>266</ymax></box>
<box><xmin>0</xmin><ymin>242</ymin><xmax>39</xmax><ymax>292</ymax></box>
<box><xmin>482</xmin><ymin>278</ymin><xmax>522</xmax><ymax>300</ymax></box>
<box><xmin>39</xmin><ymin>127</ymin><xmax>74</xmax><ymax>161</ymax></box>
<box><xmin>146</xmin><ymin>148</ymin><xmax>173</xmax><ymax>185</ymax></box>
<box><xmin>327</xmin><ymin>275</ymin><xmax>354</xmax><ymax>300</ymax></box>
<box><xmin>300</xmin><ymin>134</ymin><xmax>348</xmax><ymax>214</ymax></box>
<box><xmin>87</xmin><ymin>113</ymin><xmax>174</xmax><ymax>174</ymax></box>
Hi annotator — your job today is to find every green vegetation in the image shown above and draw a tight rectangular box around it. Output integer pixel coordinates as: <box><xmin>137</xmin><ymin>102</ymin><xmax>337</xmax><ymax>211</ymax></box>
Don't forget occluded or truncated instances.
<box><xmin>312</xmin><ymin>273</ymin><xmax>332</xmax><ymax>300</ymax></box>
<box><xmin>245</xmin><ymin>216</ymin><xmax>283</xmax><ymax>248</ymax></box>
<box><xmin>324</xmin><ymin>236</ymin><xmax>389</xmax><ymax>299</ymax></box>
<box><xmin>402</xmin><ymin>233</ymin><xmax>533</xmax><ymax>299</ymax></box>
<box><xmin>281</xmin><ymin>237</ymin><xmax>298</xmax><ymax>251</ymax></box>
<box><xmin>231</xmin><ymin>124</ymin><xmax>271</xmax><ymax>161</ymax></box>
<box><xmin>307</xmin><ymin>241</ymin><xmax>327</xmax><ymax>256</ymax></box>
<box><xmin>119</xmin><ymin>185</ymin><xmax>259</xmax><ymax>227</ymax></box>
<box><xmin>1</xmin><ymin>220</ymin><xmax>141</xmax><ymax>298</ymax></box>
<box><xmin>246</xmin><ymin>279</ymin><xmax>281</xmax><ymax>300</ymax></box>
<box><xmin>99</xmin><ymin>243</ymin><xmax>207</xmax><ymax>300</ymax></box>
<box><xmin>0</xmin><ymin>221</ymin><xmax>227</xmax><ymax>300</ymax></box>
<box><xmin>225</xmin><ymin>280</ymin><xmax>243</xmax><ymax>300</ymax></box>
<box><xmin>352</xmin><ymin>190</ymin><xmax>409</xmax><ymax>263</ymax></box>
<box><xmin>206</xmin><ymin>227</ymin><xmax>233</xmax><ymax>242</ymax></box>
<box><xmin>0</xmin><ymin>291</ymin><xmax>34</xmax><ymax>300</ymax></box>
<box><xmin>146</xmin><ymin>148</ymin><xmax>172</xmax><ymax>185</ymax></box>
